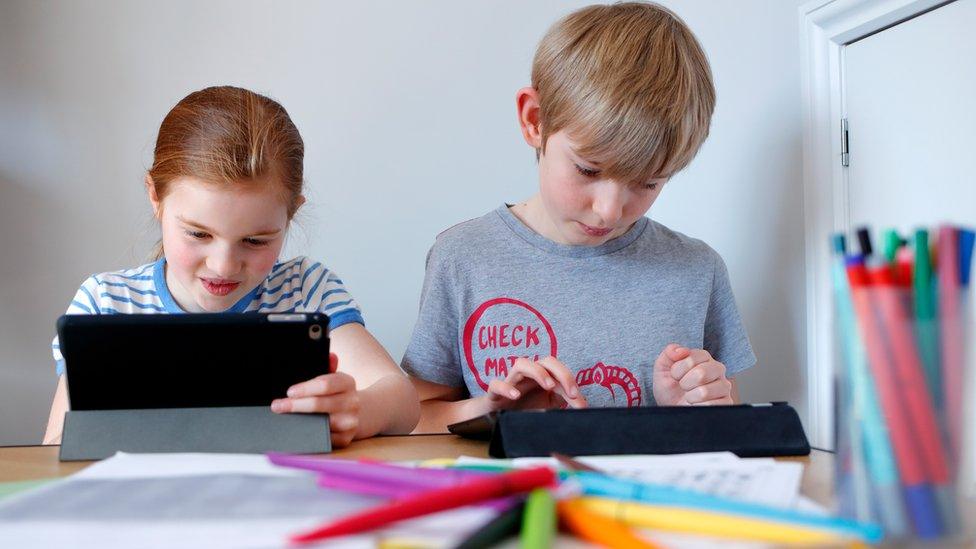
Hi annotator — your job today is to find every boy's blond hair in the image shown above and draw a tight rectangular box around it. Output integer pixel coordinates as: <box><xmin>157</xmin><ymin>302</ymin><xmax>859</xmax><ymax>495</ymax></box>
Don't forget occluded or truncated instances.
<box><xmin>531</xmin><ymin>2</ymin><xmax>715</xmax><ymax>183</ymax></box>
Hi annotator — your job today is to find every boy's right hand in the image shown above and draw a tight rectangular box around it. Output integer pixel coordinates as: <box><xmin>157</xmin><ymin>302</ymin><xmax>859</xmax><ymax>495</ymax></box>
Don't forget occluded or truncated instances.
<box><xmin>483</xmin><ymin>356</ymin><xmax>588</xmax><ymax>411</ymax></box>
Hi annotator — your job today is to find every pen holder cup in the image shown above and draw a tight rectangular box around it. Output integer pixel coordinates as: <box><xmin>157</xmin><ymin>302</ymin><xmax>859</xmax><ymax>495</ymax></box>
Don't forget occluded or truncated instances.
<box><xmin>834</xmin><ymin>278</ymin><xmax>975</xmax><ymax>544</ymax></box>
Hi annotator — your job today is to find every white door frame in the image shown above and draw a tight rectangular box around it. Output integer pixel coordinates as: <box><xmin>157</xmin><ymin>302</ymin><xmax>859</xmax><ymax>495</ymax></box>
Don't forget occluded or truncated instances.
<box><xmin>798</xmin><ymin>0</ymin><xmax>950</xmax><ymax>449</ymax></box>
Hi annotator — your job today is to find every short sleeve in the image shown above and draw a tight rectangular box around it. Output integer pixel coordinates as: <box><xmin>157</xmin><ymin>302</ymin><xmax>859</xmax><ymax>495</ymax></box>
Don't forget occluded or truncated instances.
<box><xmin>400</xmin><ymin>243</ymin><xmax>465</xmax><ymax>388</ymax></box>
<box><xmin>703</xmin><ymin>252</ymin><xmax>756</xmax><ymax>376</ymax></box>
<box><xmin>302</xmin><ymin>264</ymin><xmax>365</xmax><ymax>331</ymax></box>
<box><xmin>52</xmin><ymin>276</ymin><xmax>103</xmax><ymax>376</ymax></box>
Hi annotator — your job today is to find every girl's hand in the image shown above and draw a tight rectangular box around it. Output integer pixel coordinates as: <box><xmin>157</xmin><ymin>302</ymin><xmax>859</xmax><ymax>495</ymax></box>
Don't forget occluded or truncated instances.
<box><xmin>652</xmin><ymin>344</ymin><xmax>733</xmax><ymax>406</ymax></box>
<box><xmin>270</xmin><ymin>353</ymin><xmax>361</xmax><ymax>448</ymax></box>
<box><xmin>484</xmin><ymin>356</ymin><xmax>588</xmax><ymax>411</ymax></box>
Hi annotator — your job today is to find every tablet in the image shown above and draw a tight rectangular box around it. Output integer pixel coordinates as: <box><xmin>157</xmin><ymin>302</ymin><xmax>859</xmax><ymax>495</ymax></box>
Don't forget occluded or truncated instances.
<box><xmin>57</xmin><ymin>313</ymin><xmax>330</xmax><ymax>411</ymax></box>
<box><xmin>447</xmin><ymin>411</ymin><xmax>497</xmax><ymax>440</ymax></box>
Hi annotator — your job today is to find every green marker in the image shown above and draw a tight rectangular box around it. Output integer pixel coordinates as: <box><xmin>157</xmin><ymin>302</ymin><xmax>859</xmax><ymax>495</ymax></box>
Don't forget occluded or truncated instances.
<box><xmin>520</xmin><ymin>488</ymin><xmax>555</xmax><ymax>549</ymax></box>
<box><xmin>883</xmin><ymin>228</ymin><xmax>902</xmax><ymax>264</ymax></box>
<box><xmin>455</xmin><ymin>498</ymin><xmax>526</xmax><ymax>549</ymax></box>
<box><xmin>914</xmin><ymin>229</ymin><xmax>942</xmax><ymax>409</ymax></box>
<box><xmin>452</xmin><ymin>464</ymin><xmax>515</xmax><ymax>473</ymax></box>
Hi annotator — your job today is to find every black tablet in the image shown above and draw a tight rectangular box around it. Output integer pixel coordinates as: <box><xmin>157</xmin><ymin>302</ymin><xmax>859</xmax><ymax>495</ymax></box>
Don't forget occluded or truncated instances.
<box><xmin>57</xmin><ymin>313</ymin><xmax>330</xmax><ymax>411</ymax></box>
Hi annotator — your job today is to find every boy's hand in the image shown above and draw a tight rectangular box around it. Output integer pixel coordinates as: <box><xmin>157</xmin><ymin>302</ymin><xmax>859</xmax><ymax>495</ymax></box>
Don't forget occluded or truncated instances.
<box><xmin>652</xmin><ymin>344</ymin><xmax>733</xmax><ymax>406</ymax></box>
<box><xmin>270</xmin><ymin>353</ymin><xmax>361</xmax><ymax>448</ymax></box>
<box><xmin>484</xmin><ymin>356</ymin><xmax>588</xmax><ymax>411</ymax></box>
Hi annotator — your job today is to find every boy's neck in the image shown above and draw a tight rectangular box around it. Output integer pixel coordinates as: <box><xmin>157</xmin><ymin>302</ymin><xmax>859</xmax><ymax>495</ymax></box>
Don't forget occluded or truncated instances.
<box><xmin>509</xmin><ymin>195</ymin><xmax>563</xmax><ymax>244</ymax></box>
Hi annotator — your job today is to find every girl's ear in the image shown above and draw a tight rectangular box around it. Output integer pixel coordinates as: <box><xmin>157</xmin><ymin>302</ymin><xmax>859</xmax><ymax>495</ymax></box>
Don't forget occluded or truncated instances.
<box><xmin>145</xmin><ymin>174</ymin><xmax>161</xmax><ymax>219</ymax></box>
<box><xmin>516</xmin><ymin>87</ymin><xmax>544</xmax><ymax>151</ymax></box>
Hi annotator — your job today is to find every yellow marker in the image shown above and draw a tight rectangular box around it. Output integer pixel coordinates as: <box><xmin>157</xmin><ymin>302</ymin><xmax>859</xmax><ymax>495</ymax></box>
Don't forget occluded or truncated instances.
<box><xmin>577</xmin><ymin>497</ymin><xmax>854</xmax><ymax>546</ymax></box>
<box><xmin>377</xmin><ymin>537</ymin><xmax>436</xmax><ymax>549</ymax></box>
<box><xmin>416</xmin><ymin>458</ymin><xmax>457</xmax><ymax>468</ymax></box>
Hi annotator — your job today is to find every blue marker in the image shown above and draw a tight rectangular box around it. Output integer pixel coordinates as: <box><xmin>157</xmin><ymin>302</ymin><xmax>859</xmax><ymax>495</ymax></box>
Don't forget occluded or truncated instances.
<box><xmin>832</xmin><ymin>237</ymin><xmax>908</xmax><ymax>537</ymax></box>
<box><xmin>570</xmin><ymin>471</ymin><xmax>884</xmax><ymax>543</ymax></box>
<box><xmin>959</xmin><ymin>229</ymin><xmax>974</xmax><ymax>287</ymax></box>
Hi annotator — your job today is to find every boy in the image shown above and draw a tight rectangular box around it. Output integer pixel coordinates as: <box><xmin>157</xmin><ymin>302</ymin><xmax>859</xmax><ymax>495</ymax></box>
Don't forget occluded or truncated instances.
<box><xmin>402</xmin><ymin>2</ymin><xmax>756</xmax><ymax>432</ymax></box>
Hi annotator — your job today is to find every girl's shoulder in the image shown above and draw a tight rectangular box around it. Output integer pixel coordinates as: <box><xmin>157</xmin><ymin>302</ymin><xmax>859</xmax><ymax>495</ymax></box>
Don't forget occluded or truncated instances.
<box><xmin>261</xmin><ymin>256</ymin><xmax>327</xmax><ymax>293</ymax></box>
<box><xmin>71</xmin><ymin>260</ymin><xmax>166</xmax><ymax>314</ymax></box>
<box><xmin>253</xmin><ymin>256</ymin><xmax>356</xmax><ymax>312</ymax></box>
<box><xmin>90</xmin><ymin>261</ymin><xmax>159</xmax><ymax>286</ymax></box>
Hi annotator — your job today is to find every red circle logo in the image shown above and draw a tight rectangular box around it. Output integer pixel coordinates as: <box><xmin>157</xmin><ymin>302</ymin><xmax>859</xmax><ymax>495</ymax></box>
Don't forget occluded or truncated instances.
<box><xmin>461</xmin><ymin>297</ymin><xmax>557</xmax><ymax>391</ymax></box>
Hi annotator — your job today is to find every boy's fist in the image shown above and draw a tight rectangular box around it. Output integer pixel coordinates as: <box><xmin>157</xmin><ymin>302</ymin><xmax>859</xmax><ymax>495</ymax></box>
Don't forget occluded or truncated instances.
<box><xmin>652</xmin><ymin>343</ymin><xmax>733</xmax><ymax>406</ymax></box>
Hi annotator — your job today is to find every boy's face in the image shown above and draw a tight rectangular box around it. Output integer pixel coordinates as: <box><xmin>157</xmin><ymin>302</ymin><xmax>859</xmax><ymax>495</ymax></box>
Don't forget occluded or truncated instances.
<box><xmin>534</xmin><ymin>130</ymin><xmax>668</xmax><ymax>246</ymax></box>
<box><xmin>150</xmin><ymin>177</ymin><xmax>289</xmax><ymax>312</ymax></box>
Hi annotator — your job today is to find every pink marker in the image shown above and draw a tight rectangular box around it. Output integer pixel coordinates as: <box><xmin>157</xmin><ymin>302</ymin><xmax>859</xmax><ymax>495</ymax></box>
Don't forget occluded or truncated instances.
<box><xmin>937</xmin><ymin>227</ymin><xmax>963</xmax><ymax>467</ymax></box>
<box><xmin>847</xmin><ymin>259</ymin><xmax>942</xmax><ymax>537</ymax></box>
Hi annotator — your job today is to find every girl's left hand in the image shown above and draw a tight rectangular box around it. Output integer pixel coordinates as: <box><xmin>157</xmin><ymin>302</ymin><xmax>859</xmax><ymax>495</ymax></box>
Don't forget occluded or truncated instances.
<box><xmin>270</xmin><ymin>353</ymin><xmax>361</xmax><ymax>448</ymax></box>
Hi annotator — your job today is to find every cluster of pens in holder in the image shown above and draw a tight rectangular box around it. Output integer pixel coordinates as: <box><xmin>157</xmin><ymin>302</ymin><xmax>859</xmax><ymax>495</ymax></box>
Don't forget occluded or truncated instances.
<box><xmin>831</xmin><ymin>225</ymin><xmax>975</xmax><ymax>543</ymax></box>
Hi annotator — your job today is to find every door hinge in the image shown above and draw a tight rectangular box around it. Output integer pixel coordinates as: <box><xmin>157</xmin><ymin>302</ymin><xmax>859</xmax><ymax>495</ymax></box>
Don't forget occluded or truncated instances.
<box><xmin>841</xmin><ymin>118</ymin><xmax>850</xmax><ymax>167</ymax></box>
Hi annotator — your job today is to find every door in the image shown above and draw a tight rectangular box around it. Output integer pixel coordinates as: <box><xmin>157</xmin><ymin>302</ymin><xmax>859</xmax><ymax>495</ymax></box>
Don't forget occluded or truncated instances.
<box><xmin>844</xmin><ymin>0</ymin><xmax>975</xmax><ymax>233</ymax></box>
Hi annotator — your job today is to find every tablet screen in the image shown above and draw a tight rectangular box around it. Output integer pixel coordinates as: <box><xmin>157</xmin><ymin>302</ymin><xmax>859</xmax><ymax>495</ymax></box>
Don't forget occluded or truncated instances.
<box><xmin>57</xmin><ymin>313</ymin><xmax>331</xmax><ymax>410</ymax></box>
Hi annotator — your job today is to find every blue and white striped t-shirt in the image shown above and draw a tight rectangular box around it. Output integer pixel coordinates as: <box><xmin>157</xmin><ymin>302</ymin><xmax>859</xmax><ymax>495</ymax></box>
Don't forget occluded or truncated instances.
<box><xmin>51</xmin><ymin>256</ymin><xmax>364</xmax><ymax>375</ymax></box>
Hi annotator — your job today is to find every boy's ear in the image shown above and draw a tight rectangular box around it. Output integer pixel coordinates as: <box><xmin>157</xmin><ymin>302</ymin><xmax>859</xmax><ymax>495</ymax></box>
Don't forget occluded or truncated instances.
<box><xmin>145</xmin><ymin>174</ymin><xmax>161</xmax><ymax>219</ymax></box>
<box><xmin>516</xmin><ymin>87</ymin><xmax>544</xmax><ymax>150</ymax></box>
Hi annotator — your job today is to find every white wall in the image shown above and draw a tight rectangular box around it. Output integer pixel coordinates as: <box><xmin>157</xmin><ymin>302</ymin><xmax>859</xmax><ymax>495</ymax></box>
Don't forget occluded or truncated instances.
<box><xmin>0</xmin><ymin>0</ymin><xmax>808</xmax><ymax>445</ymax></box>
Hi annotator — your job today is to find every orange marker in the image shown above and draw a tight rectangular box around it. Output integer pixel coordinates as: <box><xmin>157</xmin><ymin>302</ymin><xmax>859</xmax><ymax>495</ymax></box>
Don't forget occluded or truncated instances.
<box><xmin>558</xmin><ymin>498</ymin><xmax>660</xmax><ymax>549</ymax></box>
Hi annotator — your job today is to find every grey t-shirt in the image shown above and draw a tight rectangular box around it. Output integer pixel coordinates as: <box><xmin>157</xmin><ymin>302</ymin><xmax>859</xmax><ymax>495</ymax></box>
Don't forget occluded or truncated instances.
<box><xmin>401</xmin><ymin>205</ymin><xmax>756</xmax><ymax>407</ymax></box>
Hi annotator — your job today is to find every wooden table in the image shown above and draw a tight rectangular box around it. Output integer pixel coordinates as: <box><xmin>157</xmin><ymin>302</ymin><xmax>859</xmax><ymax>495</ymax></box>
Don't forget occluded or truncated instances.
<box><xmin>0</xmin><ymin>434</ymin><xmax>833</xmax><ymax>506</ymax></box>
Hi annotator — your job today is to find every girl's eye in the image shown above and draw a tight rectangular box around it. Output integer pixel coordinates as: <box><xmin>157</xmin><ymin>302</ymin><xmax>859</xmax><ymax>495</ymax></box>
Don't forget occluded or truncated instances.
<box><xmin>574</xmin><ymin>164</ymin><xmax>600</xmax><ymax>178</ymax></box>
<box><xmin>187</xmin><ymin>230</ymin><xmax>210</xmax><ymax>240</ymax></box>
<box><xmin>643</xmin><ymin>182</ymin><xmax>659</xmax><ymax>191</ymax></box>
<box><xmin>244</xmin><ymin>238</ymin><xmax>269</xmax><ymax>247</ymax></box>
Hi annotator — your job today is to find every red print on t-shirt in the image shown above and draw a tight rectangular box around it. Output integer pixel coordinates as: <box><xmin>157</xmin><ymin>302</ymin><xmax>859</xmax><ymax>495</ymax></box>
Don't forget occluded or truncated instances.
<box><xmin>575</xmin><ymin>362</ymin><xmax>643</xmax><ymax>407</ymax></box>
<box><xmin>462</xmin><ymin>297</ymin><xmax>558</xmax><ymax>391</ymax></box>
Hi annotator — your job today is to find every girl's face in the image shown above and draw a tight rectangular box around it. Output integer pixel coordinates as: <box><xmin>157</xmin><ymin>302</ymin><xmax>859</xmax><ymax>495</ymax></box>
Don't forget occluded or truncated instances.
<box><xmin>150</xmin><ymin>177</ymin><xmax>290</xmax><ymax>312</ymax></box>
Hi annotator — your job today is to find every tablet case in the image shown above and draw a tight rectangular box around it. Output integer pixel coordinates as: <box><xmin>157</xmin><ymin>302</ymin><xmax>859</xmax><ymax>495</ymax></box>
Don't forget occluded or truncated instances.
<box><xmin>60</xmin><ymin>407</ymin><xmax>330</xmax><ymax>461</ymax></box>
<box><xmin>481</xmin><ymin>402</ymin><xmax>810</xmax><ymax>458</ymax></box>
<box><xmin>57</xmin><ymin>313</ymin><xmax>332</xmax><ymax>461</ymax></box>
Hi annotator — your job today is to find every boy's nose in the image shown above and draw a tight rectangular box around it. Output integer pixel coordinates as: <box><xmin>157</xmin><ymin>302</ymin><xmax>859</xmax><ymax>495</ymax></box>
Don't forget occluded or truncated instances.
<box><xmin>591</xmin><ymin>184</ymin><xmax>626</xmax><ymax>225</ymax></box>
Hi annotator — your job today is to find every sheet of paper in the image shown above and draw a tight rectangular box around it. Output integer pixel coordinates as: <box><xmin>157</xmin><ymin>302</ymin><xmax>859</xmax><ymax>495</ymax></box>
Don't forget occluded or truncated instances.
<box><xmin>0</xmin><ymin>452</ymin><xmax>497</xmax><ymax>549</ymax></box>
<box><xmin>456</xmin><ymin>451</ymin><xmax>805</xmax><ymax>509</ymax></box>
<box><xmin>73</xmin><ymin>451</ymin><xmax>303</xmax><ymax>479</ymax></box>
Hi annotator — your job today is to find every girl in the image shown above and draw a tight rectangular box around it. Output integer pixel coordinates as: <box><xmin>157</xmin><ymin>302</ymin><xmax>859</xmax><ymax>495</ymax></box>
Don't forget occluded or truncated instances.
<box><xmin>45</xmin><ymin>86</ymin><xmax>420</xmax><ymax>447</ymax></box>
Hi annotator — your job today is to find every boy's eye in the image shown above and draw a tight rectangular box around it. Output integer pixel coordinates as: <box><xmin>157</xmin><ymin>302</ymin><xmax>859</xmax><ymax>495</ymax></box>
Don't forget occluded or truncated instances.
<box><xmin>186</xmin><ymin>230</ymin><xmax>210</xmax><ymax>240</ymax></box>
<box><xmin>243</xmin><ymin>238</ymin><xmax>269</xmax><ymax>247</ymax></box>
<box><xmin>574</xmin><ymin>164</ymin><xmax>600</xmax><ymax>178</ymax></box>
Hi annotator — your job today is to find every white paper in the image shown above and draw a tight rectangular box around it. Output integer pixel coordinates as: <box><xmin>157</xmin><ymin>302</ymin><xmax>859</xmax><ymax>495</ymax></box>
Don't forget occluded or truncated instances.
<box><xmin>73</xmin><ymin>451</ymin><xmax>305</xmax><ymax>479</ymax></box>
<box><xmin>456</xmin><ymin>451</ymin><xmax>805</xmax><ymax>509</ymax></box>
<box><xmin>0</xmin><ymin>452</ymin><xmax>497</xmax><ymax>549</ymax></box>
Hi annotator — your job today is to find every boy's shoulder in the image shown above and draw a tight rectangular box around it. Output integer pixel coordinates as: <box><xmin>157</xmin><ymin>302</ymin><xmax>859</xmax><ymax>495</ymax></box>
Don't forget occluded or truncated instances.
<box><xmin>431</xmin><ymin>209</ymin><xmax>502</xmax><ymax>247</ymax></box>
<box><xmin>642</xmin><ymin>219</ymin><xmax>719</xmax><ymax>261</ymax></box>
<box><xmin>627</xmin><ymin>219</ymin><xmax>726</xmax><ymax>277</ymax></box>
<box><xmin>425</xmin><ymin>208</ymin><xmax>508</xmax><ymax>263</ymax></box>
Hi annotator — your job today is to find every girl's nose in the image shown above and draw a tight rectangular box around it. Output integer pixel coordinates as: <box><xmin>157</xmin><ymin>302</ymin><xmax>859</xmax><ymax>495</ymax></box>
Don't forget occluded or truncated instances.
<box><xmin>206</xmin><ymin>246</ymin><xmax>242</xmax><ymax>278</ymax></box>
